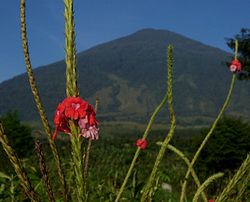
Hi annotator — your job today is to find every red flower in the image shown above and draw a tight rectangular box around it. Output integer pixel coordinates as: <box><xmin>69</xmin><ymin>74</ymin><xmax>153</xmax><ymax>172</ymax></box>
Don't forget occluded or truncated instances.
<box><xmin>208</xmin><ymin>199</ymin><xmax>214</xmax><ymax>202</ymax></box>
<box><xmin>229</xmin><ymin>59</ymin><xmax>242</xmax><ymax>72</ymax></box>
<box><xmin>63</xmin><ymin>97</ymin><xmax>88</xmax><ymax>120</ymax></box>
<box><xmin>53</xmin><ymin>97</ymin><xmax>99</xmax><ymax>140</ymax></box>
<box><xmin>136</xmin><ymin>139</ymin><xmax>147</xmax><ymax>150</ymax></box>
<box><xmin>52</xmin><ymin>103</ymin><xmax>70</xmax><ymax>140</ymax></box>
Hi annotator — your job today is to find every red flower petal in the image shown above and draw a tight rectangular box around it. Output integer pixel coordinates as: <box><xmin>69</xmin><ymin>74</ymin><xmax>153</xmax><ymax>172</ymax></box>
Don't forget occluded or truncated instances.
<box><xmin>73</xmin><ymin>111</ymin><xmax>78</xmax><ymax>120</ymax></box>
<box><xmin>52</xmin><ymin>126</ymin><xmax>59</xmax><ymax>140</ymax></box>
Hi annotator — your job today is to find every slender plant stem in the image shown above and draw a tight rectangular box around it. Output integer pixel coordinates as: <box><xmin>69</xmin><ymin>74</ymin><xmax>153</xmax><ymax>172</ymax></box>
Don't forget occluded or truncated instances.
<box><xmin>70</xmin><ymin>121</ymin><xmax>85</xmax><ymax>202</ymax></box>
<box><xmin>35</xmin><ymin>141</ymin><xmax>55</xmax><ymax>202</ymax></box>
<box><xmin>215</xmin><ymin>154</ymin><xmax>250</xmax><ymax>202</ymax></box>
<box><xmin>0</xmin><ymin>123</ymin><xmax>39</xmax><ymax>202</ymax></box>
<box><xmin>20</xmin><ymin>1</ymin><xmax>67</xmax><ymax>201</ymax></box>
<box><xmin>64</xmin><ymin>0</ymin><xmax>78</xmax><ymax>97</ymax></box>
<box><xmin>165</xmin><ymin>144</ymin><xmax>207</xmax><ymax>202</ymax></box>
<box><xmin>84</xmin><ymin>140</ymin><xmax>92</xmax><ymax>180</ymax></box>
<box><xmin>180</xmin><ymin>40</ymin><xmax>239</xmax><ymax>202</ymax></box>
<box><xmin>83</xmin><ymin>98</ymin><xmax>99</xmax><ymax>199</ymax></box>
<box><xmin>180</xmin><ymin>74</ymin><xmax>236</xmax><ymax>202</ymax></box>
<box><xmin>84</xmin><ymin>97</ymin><xmax>99</xmax><ymax>180</ymax></box>
<box><xmin>115</xmin><ymin>75</ymin><xmax>168</xmax><ymax>202</ymax></box>
<box><xmin>233</xmin><ymin>168</ymin><xmax>250</xmax><ymax>202</ymax></box>
<box><xmin>192</xmin><ymin>173</ymin><xmax>224</xmax><ymax>202</ymax></box>
<box><xmin>141</xmin><ymin>45</ymin><xmax>175</xmax><ymax>201</ymax></box>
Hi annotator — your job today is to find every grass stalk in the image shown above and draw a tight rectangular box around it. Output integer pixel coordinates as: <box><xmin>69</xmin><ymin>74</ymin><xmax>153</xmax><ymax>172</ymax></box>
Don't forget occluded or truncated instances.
<box><xmin>70</xmin><ymin>121</ymin><xmax>85</xmax><ymax>202</ymax></box>
<box><xmin>165</xmin><ymin>144</ymin><xmax>207</xmax><ymax>202</ymax></box>
<box><xmin>140</xmin><ymin>45</ymin><xmax>176</xmax><ymax>201</ymax></box>
<box><xmin>35</xmin><ymin>141</ymin><xmax>55</xmax><ymax>202</ymax></box>
<box><xmin>234</xmin><ymin>169</ymin><xmax>250</xmax><ymax>202</ymax></box>
<box><xmin>115</xmin><ymin>66</ymin><xmax>169</xmax><ymax>202</ymax></box>
<box><xmin>180</xmin><ymin>41</ymin><xmax>238</xmax><ymax>202</ymax></box>
<box><xmin>64</xmin><ymin>0</ymin><xmax>78</xmax><ymax>97</ymax></box>
<box><xmin>192</xmin><ymin>173</ymin><xmax>224</xmax><ymax>202</ymax></box>
<box><xmin>215</xmin><ymin>154</ymin><xmax>250</xmax><ymax>202</ymax></box>
<box><xmin>0</xmin><ymin>123</ymin><xmax>39</xmax><ymax>202</ymax></box>
<box><xmin>20</xmin><ymin>1</ymin><xmax>68</xmax><ymax>201</ymax></box>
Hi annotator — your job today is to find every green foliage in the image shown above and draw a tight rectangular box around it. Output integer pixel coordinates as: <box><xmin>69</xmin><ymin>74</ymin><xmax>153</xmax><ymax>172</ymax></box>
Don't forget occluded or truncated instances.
<box><xmin>227</xmin><ymin>28</ymin><xmax>250</xmax><ymax>80</ymax></box>
<box><xmin>0</xmin><ymin>111</ymin><xmax>34</xmax><ymax>159</ymax></box>
<box><xmin>1</xmin><ymin>121</ymin><xmax>248</xmax><ymax>201</ymax></box>
<box><xmin>195</xmin><ymin>116</ymin><xmax>250</xmax><ymax>174</ymax></box>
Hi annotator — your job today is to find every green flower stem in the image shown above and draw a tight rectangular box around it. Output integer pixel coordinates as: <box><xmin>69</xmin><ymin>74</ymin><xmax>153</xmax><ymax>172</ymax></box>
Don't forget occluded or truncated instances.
<box><xmin>180</xmin><ymin>74</ymin><xmax>236</xmax><ymax>202</ymax></box>
<box><xmin>166</xmin><ymin>144</ymin><xmax>207</xmax><ymax>202</ymax></box>
<box><xmin>115</xmin><ymin>74</ymin><xmax>169</xmax><ymax>201</ymax></box>
<box><xmin>215</xmin><ymin>154</ymin><xmax>250</xmax><ymax>202</ymax></box>
<box><xmin>180</xmin><ymin>40</ymin><xmax>239</xmax><ymax>202</ymax></box>
<box><xmin>20</xmin><ymin>1</ymin><xmax>67</xmax><ymax>201</ymax></box>
<box><xmin>64</xmin><ymin>0</ymin><xmax>78</xmax><ymax>97</ymax></box>
<box><xmin>234</xmin><ymin>168</ymin><xmax>250</xmax><ymax>202</ymax></box>
<box><xmin>115</xmin><ymin>147</ymin><xmax>141</xmax><ymax>202</ymax></box>
<box><xmin>69</xmin><ymin>121</ymin><xmax>85</xmax><ymax>202</ymax></box>
<box><xmin>0</xmin><ymin>123</ymin><xmax>40</xmax><ymax>202</ymax></box>
<box><xmin>192</xmin><ymin>173</ymin><xmax>224</xmax><ymax>202</ymax></box>
<box><xmin>141</xmin><ymin>45</ymin><xmax>175</xmax><ymax>201</ymax></box>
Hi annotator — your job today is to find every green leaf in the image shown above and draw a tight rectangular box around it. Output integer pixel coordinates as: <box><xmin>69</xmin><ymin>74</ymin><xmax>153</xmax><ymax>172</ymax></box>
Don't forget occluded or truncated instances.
<box><xmin>0</xmin><ymin>172</ymin><xmax>11</xmax><ymax>180</ymax></box>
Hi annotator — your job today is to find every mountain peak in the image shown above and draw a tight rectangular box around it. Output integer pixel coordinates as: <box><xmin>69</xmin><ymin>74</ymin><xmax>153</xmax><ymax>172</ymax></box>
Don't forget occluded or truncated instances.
<box><xmin>0</xmin><ymin>29</ymin><xmax>248</xmax><ymax>125</ymax></box>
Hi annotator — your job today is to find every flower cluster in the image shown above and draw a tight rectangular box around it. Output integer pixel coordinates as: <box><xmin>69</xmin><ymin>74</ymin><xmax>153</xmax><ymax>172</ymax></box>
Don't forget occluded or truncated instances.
<box><xmin>136</xmin><ymin>139</ymin><xmax>147</xmax><ymax>150</ymax></box>
<box><xmin>229</xmin><ymin>59</ymin><xmax>242</xmax><ymax>73</ymax></box>
<box><xmin>53</xmin><ymin>97</ymin><xmax>99</xmax><ymax>140</ymax></box>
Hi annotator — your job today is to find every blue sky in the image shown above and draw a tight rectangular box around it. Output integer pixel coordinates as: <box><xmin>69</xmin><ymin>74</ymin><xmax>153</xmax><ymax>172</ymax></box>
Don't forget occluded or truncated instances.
<box><xmin>0</xmin><ymin>0</ymin><xmax>250</xmax><ymax>82</ymax></box>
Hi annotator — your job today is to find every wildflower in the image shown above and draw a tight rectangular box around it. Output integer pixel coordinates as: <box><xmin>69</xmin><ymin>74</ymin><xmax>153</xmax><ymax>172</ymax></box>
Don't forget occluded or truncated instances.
<box><xmin>136</xmin><ymin>139</ymin><xmax>147</xmax><ymax>150</ymax></box>
<box><xmin>229</xmin><ymin>59</ymin><xmax>242</xmax><ymax>72</ymax></box>
<box><xmin>64</xmin><ymin>97</ymin><xmax>88</xmax><ymax>120</ymax></box>
<box><xmin>208</xmin><ymin>199</ymin><xmax>214</xmax><ymax>202</ymax></box>
<box><xmin>78</xmin><ymin>115</ymin><xmax>99</xmax><ymax>140</ymax></box>
<box><xmin>53</xmin><ymin>97</ymin><xmax>99</xmax><ymax>140</ymax></box>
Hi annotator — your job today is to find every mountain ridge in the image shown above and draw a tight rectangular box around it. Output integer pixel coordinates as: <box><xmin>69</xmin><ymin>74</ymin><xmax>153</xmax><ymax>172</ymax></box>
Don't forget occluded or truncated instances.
<box><xmin>0</xmin><ymin>28</ymin><xmax>249</xmax><ymax>125</ymax></box>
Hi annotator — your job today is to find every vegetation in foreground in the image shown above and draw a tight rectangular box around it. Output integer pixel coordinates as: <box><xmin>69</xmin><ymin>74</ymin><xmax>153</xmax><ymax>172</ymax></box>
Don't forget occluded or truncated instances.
<box><xmin>0</xmin><ymin>113</ymin><xmax>249</xmax><ymax>201</ymax></box>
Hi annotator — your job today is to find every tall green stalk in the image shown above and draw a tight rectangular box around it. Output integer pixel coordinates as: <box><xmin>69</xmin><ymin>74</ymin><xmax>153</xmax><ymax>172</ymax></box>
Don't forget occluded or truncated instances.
<box><xmin>64</xmin><ymin>0</ymin><xmax>84</xmax><ymax>201</ymax></box>
<box><xmin>192</xmin><ymin>173</ymin><xmax>224</xmax><ymax>202</ymax></box>
<box><xmin>64</xmin><ymin>0</ymin><xmax>78</xmax><ymax>97</ymax></box>
<box><xmin>180</xmin><ymin>41</ymin><xmax>239</xmax><ymax>202</ymax></box>
<box><xmin>215</xmin><ymin>154</ymin><xmax>250</xmax><ymax>202</ymax></box>
<box><xmin>0</xmin><ymin>123</ymin><xmax>39</xmax><ymax>202</ymax></box>
<box><xmin>141</xmin><ymin>45</ymin><xmax>176</xmax><ymax>201</ymax></box>
<box><xmin>20</xmin><ymin>1</ymin><xmax>67</xmax><ymax>201</ymax></box>
<box><xmin>234</xmin><ymin>168</ymin><xmax>250</xmax><ymax>202</ymax></box>
<box><xmin>71</xmin><ymin>130</ymin><xmax>85</xmax><ymax>202</ymax></box>
<box><xmin>35</xmin><ymin>141</ymin><xmax>55</xmax><ymax>202</ymax></box>
<box><xmin>114</xmin><ymin>52</ymin><xmax>170</xmax><ymax>202</ymax></box>
<box><xmin>166</xmin><ymin>144</ymin><xmax>207</xmax><ymax>202</ymax></box>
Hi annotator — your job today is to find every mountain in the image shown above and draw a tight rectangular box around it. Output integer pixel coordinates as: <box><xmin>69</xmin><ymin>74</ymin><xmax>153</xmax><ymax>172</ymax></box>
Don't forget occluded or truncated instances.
<box><xmin>1</xmin><ymin>28</ymin><xmax>250</xmax><ymax>125</ymax></box>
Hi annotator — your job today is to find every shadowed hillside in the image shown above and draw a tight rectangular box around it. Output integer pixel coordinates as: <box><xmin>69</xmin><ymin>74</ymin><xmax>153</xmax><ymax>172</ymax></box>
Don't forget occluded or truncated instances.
<box><xmin>1</xmin><ymin>28</ymin><xmax>250</xmax><ymax>125</ymax></box>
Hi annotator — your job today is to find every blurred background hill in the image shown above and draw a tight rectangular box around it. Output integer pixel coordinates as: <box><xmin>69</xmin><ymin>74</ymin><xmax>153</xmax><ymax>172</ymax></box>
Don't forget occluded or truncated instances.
<box><xmin>1</xmin><ymin>28</ymin><xmax>250</xmax><ymax>125</ymax></box>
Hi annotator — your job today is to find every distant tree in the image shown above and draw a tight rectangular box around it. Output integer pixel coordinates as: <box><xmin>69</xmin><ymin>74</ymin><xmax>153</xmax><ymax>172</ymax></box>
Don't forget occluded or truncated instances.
<box><xmin>0</xmin><ymin>111</ymin><xmax>34</xmax><ymax>158</ymax></box>
<box><xmin>195</xmin><ymin>116</ymin><xmax>250</xmax><ymax>174</ymax></box>
<box><xmin>227</xmin><ymin>28</ymin><xmax>250</xmax><ymax>80</ymax></box>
